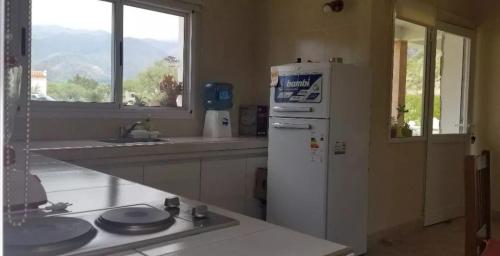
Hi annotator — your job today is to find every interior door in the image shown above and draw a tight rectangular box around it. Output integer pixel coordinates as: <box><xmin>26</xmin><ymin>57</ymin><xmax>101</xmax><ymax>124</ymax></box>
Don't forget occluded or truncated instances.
<box><xmin>424</xmin><ymin>25</ymin><xmax>474</xmax><ymax>226</ymax></box>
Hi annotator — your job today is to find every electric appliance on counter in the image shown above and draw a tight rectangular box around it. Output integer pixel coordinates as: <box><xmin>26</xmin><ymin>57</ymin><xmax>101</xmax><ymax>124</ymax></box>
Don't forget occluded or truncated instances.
<box><xmin>203</xmin><ymin>82</ymin><xmax>233</xmax><ymax>138</ymax></box>
<box><xmin>239</xmin><ymin>105</ymin><xmax>269</xmax><ymax>137</ymax></box>
<box><xmin>267</xmin><ymin>62</ymin><xmax>370</xmax><ymax>254</ymax></box>
<box><xmin>4</xmin><ymin>197</ymin><xmax>238</xmax><ymax>256</ymax></box>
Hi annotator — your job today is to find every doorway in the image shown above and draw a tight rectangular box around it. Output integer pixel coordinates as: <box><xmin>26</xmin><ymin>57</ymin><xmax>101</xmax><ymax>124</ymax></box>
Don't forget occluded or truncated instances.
<box><xmin>423</xmin><ymin>24</ymin><xmax>474</xmax><ymax>226</ymax></box>
<box><xmin>390</xmin><ymin>18</ymin><xmax>475</xmax><ymax>226</ymax></box>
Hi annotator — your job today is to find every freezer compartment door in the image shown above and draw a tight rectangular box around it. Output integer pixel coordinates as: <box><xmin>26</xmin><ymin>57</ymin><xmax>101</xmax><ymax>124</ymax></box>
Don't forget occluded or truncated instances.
<box><xmin>267</xmin><ymin>117</ymin><xmax>329</xmax><ymax>238</ymax></box>
<box><xmin>270</xmin><ymin>63</ymin><xmax>331</xmax><ymax>119</ymax></box>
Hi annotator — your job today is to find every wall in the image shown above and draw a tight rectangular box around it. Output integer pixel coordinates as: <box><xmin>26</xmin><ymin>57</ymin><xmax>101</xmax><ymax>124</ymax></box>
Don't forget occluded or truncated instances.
<box><xmin>368</xmin><ymin>0</ymin><xmax>428</xmax><ymax>235</ymax></box>
<box><xmin>473</xmin><ymin>0</ymin><xmax>500</xmax><ymax>212</ymax></box>
<box><xmin>252</xmin><ymin>0</ymin><xmax>373</xmax><ymax>105</ymax></box>
<box><xmin>14</xmin><ymin>0</ymin><xmax>488</xmax><ymax>234</ymax></box>
<box><xmin>368</xmin><ymin>0</ymin><xmax>476</xmax><ymax>235</ymax></box>
<box><xmin>251</xmin><ymin>0</ymin><xmax>382</xmax><ymax>234</ymax></box>
<box><xmin>251</xmin><ymin>0</ymin><xmax>419</xmax><ymax>235</ymax></box>
<box><xmin>19</xmin><ymin>0</ymin><xmax>257</xmax><ymax>140</ymax></box>
<box><xmin>252</xmin><ymin>0</ymin><xmax>478</xmax><ymax>236</ymax></box>
<box><xmin>252</xmin><ymin>0</ymin><xmax>477</xmax><ymax>236</ymax></box>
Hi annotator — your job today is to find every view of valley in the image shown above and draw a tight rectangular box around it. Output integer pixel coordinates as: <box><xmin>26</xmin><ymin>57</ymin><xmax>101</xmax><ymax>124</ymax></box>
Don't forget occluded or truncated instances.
<box><xmin>31</xmin><ymin>25</ymin><xmax>183</xmax><ymax>106</ymax></box>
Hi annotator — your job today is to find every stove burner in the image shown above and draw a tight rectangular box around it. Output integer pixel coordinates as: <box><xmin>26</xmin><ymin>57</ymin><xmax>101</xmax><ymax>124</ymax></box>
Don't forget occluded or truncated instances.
<box><xmin>95</xmin><ymin>206</ymin><xmax>174</xmax><ymax>235</ymax></box>
<box><xmin>4</xmin><ymin>216</ymin><xmax>97</xmax><ymax>256</ymax></box>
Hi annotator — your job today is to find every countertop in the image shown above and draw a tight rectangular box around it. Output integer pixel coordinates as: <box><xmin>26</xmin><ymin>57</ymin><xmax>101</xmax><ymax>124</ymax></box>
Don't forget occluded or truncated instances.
<box><xmin>19</xmin><ymin>137</ymin><xmax>268</xmax><ymax>162</ymax></box>
<box><xmin>28</xmin><ymin>155</ymin><xmax>352</xmax><ymax>256</ymax></box>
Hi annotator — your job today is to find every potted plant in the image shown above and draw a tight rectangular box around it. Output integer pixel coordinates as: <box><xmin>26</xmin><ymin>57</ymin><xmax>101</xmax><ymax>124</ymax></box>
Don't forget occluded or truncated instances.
<box><xmin>132</xmin><ymin>94</ymin><xmax>147</xmax><ymax>107</ymax></box>
<box><xmin>159</xmin><ymin>75</ymin><xmax>183</xmax><ymax>107</ymax></box>
<box><xmin>390</xmin><ymin>105</ymin><xmax>413</xmax><ymax>138</ymax></box>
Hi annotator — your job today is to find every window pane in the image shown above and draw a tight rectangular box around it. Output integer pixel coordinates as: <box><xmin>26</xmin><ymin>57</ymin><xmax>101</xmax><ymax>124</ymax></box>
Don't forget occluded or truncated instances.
<box><xmin>390</xmin><ymin>19</ymin><xmax>427</xmax><ymax>138</ymax></box>
<box><xmin>432</xmin><ymin>31</ymin><xmax>470</xmax><ymax>134</ymax></box>
<box><xmin>123</xmin><ymin>6</ymin><xmax>185</xmax><ymax>108</ymax></box>
<box><xmin>31</xmin><ymin>0</ymin><xmax>113</xmax><ymax>102</ymax></box>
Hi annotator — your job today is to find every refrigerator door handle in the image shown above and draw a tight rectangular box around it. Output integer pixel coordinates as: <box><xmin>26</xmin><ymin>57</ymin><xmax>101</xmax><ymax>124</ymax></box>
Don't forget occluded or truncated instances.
<box><xmin>272</xmin><ymin>122</ymin><xmax>311</xmax><ymax>130</ymax></box>
<box><xmin>272</xmin><ymin>106</ymin><xmax>313</xmax><ymax>113</ymax></box>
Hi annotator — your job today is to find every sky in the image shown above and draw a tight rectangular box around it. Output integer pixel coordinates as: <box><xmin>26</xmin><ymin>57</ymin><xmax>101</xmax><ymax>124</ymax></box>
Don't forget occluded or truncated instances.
<box><xmin>32</xmin><ymin>0</ymin><xmax>182</xmax><ymax>41</ymax></box>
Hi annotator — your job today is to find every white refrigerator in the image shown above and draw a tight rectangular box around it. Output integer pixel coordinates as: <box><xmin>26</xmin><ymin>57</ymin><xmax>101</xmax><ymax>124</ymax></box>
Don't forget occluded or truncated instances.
<box><xmin>267</xmin><ymin>62</ymin><xmax>370</xmax><ymax>255</ymax></box>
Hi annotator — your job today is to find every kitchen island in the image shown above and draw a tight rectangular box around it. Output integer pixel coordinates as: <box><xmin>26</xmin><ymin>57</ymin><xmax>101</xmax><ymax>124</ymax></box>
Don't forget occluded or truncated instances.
<box><xmin>25</xmin><ymin>154</ymin><xmax>353</xmax><ymax>256</ymax></box>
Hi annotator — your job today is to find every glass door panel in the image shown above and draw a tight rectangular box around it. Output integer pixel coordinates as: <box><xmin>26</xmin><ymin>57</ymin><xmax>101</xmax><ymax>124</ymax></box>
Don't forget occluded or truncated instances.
<box><xmin>424</xmin><ymin>26</ymin><xmax>473</xmax><ymax>226</ymax></box>
<box><xmin>432</xmin><ymin>31</ymin><xmax>471</xmax><ymax>135</ymax></box>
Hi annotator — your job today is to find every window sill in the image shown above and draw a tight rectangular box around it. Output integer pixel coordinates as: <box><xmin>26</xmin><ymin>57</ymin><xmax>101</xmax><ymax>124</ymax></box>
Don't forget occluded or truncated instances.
<box><xmin>29</xmin><ymin>103</ymin><xmax>194</xmax><ymax>119</ymax></box>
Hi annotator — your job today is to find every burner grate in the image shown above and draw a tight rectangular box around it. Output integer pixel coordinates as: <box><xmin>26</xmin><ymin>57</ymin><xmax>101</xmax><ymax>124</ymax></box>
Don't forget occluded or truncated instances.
<box><xmin>4</xmin><ymin>216</ymin><xmax>97</xmax><ymax>256</ymax></box>
<box><xmin>95</xmin><ymin>206</ymin><xmax>174</xmax><ymax>235</ymax></box>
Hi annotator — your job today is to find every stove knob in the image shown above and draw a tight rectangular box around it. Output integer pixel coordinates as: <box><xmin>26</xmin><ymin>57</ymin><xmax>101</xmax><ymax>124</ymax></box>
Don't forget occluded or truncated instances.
<box><xmin>191</xmin><ymin>205</ymin><xmax>208</xmax><ymax>219</ymax></box>
<box><xmin>164</xmin><ymin>197</ymin><xmax>180</xmax><ymax>209</ymax></box>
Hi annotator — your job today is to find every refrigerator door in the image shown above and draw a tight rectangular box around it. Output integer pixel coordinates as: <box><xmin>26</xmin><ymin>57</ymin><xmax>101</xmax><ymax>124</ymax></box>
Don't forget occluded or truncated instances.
<box><xmin>270</xmin><ymin>63</ymin><xmax>331</xmax><ymax>119</ymax></box>
<box><xmin>267</xmin><ymin>117</ymin><xmax>329</xmax><ymax>238</ymax></box>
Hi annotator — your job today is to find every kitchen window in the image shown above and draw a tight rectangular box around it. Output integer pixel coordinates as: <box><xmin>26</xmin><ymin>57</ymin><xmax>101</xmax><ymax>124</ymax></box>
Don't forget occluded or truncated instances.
<box><xmin>122</xmin><ymin>5</ymin><xmax>185</xmax><ymax>108</ymax></box>
<box><xmin>390</xmin><ymin>19</ymin><xmax>427</xmax><ymax>138</ymax></box>
<box><xmin>389</xmin><ymin>17</ymin><xmax>472</xmax><ymax>140</ymax></box>
<box><xmin>31</xmin><ymin>0</ymin><xmax>114</xmax><ymax>103</ymax></box>
<box><xmin>21</xmin><ymin>0</ymin><xmax>196</xmax><ymax>118</ymax></box>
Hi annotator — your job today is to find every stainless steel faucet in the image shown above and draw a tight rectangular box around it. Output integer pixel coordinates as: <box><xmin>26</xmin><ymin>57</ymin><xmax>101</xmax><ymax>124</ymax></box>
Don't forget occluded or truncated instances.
<box><xmin>120</xmin><ymin>121</ymin><xmax>143</xmax><ymax>138</ymax></box>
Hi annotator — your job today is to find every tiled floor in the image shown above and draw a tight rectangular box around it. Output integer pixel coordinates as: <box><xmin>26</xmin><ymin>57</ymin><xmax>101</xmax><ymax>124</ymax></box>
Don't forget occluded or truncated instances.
<box><xmin>368</xmin><ymin>218</ymin><xmax>500</xmax><ymax>256</ymax></box>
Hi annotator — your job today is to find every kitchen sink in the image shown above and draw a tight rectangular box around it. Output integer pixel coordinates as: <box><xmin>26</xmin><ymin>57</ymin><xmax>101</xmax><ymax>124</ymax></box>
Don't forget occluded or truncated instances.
<box><xmin>99</xmin><ymin>138</ymin><xmax>167</xmax><ymax>144</ymax></box>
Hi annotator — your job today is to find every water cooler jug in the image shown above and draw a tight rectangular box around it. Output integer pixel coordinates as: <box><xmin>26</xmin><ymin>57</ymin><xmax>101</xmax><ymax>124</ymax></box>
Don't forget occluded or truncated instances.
<box><xmin>203</xmin><ymin>83</ymin><xmax>233</xmax><ymax>138</ymax></box>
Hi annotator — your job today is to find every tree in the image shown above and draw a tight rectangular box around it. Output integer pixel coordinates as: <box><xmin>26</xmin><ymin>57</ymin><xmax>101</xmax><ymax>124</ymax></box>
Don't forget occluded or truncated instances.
<box><xmin>69</xmin><ymin>75</ymin><xmax>99</xmax><ymax>90</ymax></box>
<box><xmin>404</xmin><ymin>48</ymin><xmax>425</xmax><ymax>125</ymax></box>
<box><xmin>45</xmin><ymin>55</ymin><xmax>182</xmax><ymax>105</ymax></box>
<box><xmin>403</xmin><ymin>47</ymin><xmax>442</xmax><ymax>126</ymax></box>
<box><xmin>123</xmin><ymin>56</ymin><xmax>182</xmax><ymax>106</ymax></box>
<box><xmin>47</xmin><ymin>75</ymin><xmax>111</xmax><ymax>102</ymax></box>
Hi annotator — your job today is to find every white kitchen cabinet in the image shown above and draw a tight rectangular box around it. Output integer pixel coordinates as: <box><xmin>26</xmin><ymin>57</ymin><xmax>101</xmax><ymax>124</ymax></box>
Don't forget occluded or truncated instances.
<box><xmin>143</xmin><ymin>160</ymin><xmax>201</xmax><ymax>200</ymax></box>
<box><xmin>94</xmin><ymin>165</ymin><xmax>144</xmax><ymax>184</ymax></box>
<box><xmin>71</xmin><ymin>151</ymin><xmax>268</xmax><ymax>217</ymax></box>
<box><xmin>244</xmin><ymin>157</ymin><xmax>268</xmax><ymax>219</ymax></box>
<box><xmin>201</xmin><ymin>158</ymin><xmax>247</xmax><ymax>213</ymax></box>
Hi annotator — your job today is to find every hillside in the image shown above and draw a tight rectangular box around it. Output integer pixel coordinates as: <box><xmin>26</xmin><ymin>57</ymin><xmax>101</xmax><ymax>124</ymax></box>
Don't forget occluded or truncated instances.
<box><xmin>31</xmin><ymin>25</ymin><xmax>180</xmax><ymax>83</ymax></box>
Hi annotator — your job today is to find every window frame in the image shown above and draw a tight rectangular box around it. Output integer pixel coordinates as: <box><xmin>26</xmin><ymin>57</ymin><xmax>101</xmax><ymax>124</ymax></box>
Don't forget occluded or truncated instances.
<box><xmin>388</xmin><ymin>17</ymin><xmax>432</xmax><ymax>141</ymax></box>
<box><xmin>21</xmin><ymin>0</ymin><xmax>198</xmax><ymax>119</ymax></box>
<box><xmin>388</xmin><ymin>16</ymin><xmax>475</xmax><ymax>142</ymax></box>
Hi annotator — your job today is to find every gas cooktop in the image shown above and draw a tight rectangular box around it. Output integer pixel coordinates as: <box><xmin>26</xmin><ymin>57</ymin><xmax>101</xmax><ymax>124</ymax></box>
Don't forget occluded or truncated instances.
<box><xmin>4</xmin><ymin>197</ymin><xmax>239</xmax><ymax>256</ymax></box>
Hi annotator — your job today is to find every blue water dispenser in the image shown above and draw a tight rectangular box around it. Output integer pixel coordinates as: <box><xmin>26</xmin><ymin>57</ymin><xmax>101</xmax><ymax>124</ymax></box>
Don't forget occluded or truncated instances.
<box><xmin>203</xmin><ymin>83</ymin><xmax>233</xmax><ymax>138</ymax></box>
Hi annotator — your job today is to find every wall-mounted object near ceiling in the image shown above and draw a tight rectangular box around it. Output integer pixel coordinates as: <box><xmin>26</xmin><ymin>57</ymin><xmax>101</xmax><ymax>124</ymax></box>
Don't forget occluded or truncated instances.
<box><xmin>322</xmin><ymin>0</ymin><xmax>344</xmax><ymax>13</ymax></box>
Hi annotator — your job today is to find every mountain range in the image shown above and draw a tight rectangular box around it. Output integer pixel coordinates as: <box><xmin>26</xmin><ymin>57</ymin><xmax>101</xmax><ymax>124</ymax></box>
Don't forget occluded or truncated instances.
<box><xmin>31</xmin><ymin>25</ymin><xmax>180</xmax><ymax>83</ymax></box>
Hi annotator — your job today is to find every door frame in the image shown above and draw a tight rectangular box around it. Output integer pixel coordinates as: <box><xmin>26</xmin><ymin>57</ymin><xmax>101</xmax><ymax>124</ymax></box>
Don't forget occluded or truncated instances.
<box><xmin>422</xmin><ymin>21</ymin><xmax>476</xmax><ymax>225</ymax></box>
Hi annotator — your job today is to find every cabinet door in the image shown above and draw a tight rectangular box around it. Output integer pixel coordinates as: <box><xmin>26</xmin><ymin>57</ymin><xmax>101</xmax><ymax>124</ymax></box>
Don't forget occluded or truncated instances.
<box><xmin>201</xmin><ymin>158</ymin><xmax>246</xmax><ymax>213</ymax></box>
<box><xmin>95</xmin><ymin>165</ymin><xmax>144</xmax><ymax>184</ymax></box>
<box><xmin>245</xmin><ymin>157</ymin><xmax>267</xmax><ymax>219</ymax></box>
<box><xmin>143</xmin><ymin>160</ymin><xmax>201</xmax><ymax>200</ymax></box>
